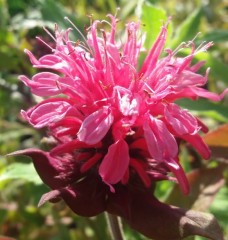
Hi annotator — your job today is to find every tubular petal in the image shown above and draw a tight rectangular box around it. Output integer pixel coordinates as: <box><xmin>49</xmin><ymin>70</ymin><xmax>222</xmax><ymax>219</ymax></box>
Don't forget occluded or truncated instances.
<box><xmin>21</xmin><ymin>99</ymin><xmax>72</xmax><ymax>128</ymax></box>
<box><xmin>182</xmin><ymin>134</ymin><xmax>211</xmax><ymax>160</ymax></box>
<box><xmin>144</xmin><ymin>115</ymin><xmax>178</xmax><ymax>160</ymax></box>
<box><xmin>78</xmin><ymin>107</ymin><xmax>114</xmax><ymax>145</ymax></box>
<box><xmin>99</xmin><ymin>139</ymin><xmax>130</xmax><ymax>188</ymax></box>
<box><xmin>19</xmin><ymin>72</ymin><xmax>64</xmax><ymax>97</ymax></box>
<box><xmin>164</xmin><ymin>103</ymin><xmax>198</xmax><ymax>135</ymax></box>
<box><xmin>166</xmin><ymin>158</ymin><xmax>190</xmax><ymax>195</ymax></box>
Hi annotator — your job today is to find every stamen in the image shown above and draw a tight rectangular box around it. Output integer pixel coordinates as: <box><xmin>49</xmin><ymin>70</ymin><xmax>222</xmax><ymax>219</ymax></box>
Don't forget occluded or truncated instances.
<box><xmin>196</xmin><ymin>41</ymin><xmax>213</xmax><ymax>53</ymax></box>
<box><xmin>114</xmin><ymin>7</ymin><xmax>120</xmax><ymax>18</ymax></box>
<box><xmin>87</xmin><ymin>13</ymin><xmax>93</xmax><ymax>26</ymax></box>
<box><xmin>67</xmin><ymin>39</ymin><xmax>79</xmax><ymax>55</ymax></box>
<box><xmin>43</xmin><ymin>26</ymin><xmax>56</xmax><ymax>41</ymax></box>
<box><xmin>36</xmin><ymin>36</ymin><xmax>53</xmax><ymax>50</ymax></box>
<box><xmin>55</xmin><ymin>80</ymin><xmax>61</xmax><ymax>90</ymax></box>
<box><xmin>143</xmin><ymin>82</ymin><xmax>155</xmax><ymax>94</ymax></box>
<box><xmin>172</xmin><ymin>42</ymin><xmax>187</xmax><ymax>56</ymax></box>
<box><xmin>64</xmin><ymin>16</ymin><xmax>93</xmax><ymax>53</ymax></box>
<box><xmin>100</xmin><ymin>20</ymin><xmax>112</xmax><ymax>28</ymax></box>
<box><xmin>191</xmin><ymin>32</ymin><xmax>201</xmax><ymax>42</ymax></box>
<box><xmin>67</xmin><ymin>40</ymin><xmax>92</xmax><ymax>54</ymax></box>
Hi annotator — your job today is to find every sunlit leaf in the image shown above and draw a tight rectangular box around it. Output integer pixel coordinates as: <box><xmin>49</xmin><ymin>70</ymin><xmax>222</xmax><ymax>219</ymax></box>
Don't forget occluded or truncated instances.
<box><xmin>0</xmin><ymin>162</ymin><xmax>42</xmax><ymax>186</ymax></box>
<box><xmin>177</xmin><ymin>99</ymin><xmax>228</xmax><ymax>122</ymax></box>
<box><xmin>178</xmin><ymin>49</ymin><xmax>228</xmax><ymax>85</ymax></box>
<box><xmin>140</xmin><ymin>3</ymin><xmax>169</xmax><ymax>49</ymax></box>
<box><xmin>0</xmin><ymin>128</ymin><xmax>35</xmax><ymax>144</ymax></box>
<box><xmin>196</xmin><ymin>52</ymin><xmax>228</xmax><ymax>85</ymax></box>
<box><xmin>39</xmin><ymin>0</ymin><xmax>82</xmax><ymax>38</ymax></box>
<box><xmin>120</xmin><ymin>0</ymin><xmax>139</xmax><ymax>19</ymax></box>
<box><xmin>170</xmin><ymin>7</ymin><xmax>203</xmax><ymax>48</ymax></box>
<box><xmin>210</xmin><ymin>187</ymin><xmax>228</xmax><ymax>235</ymax></box>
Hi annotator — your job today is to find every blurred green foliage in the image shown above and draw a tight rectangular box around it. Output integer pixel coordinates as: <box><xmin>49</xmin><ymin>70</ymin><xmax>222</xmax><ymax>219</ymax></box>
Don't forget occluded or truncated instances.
<box><xmin>0</xmin><ymin>0</ymin><xmax>228</xmax><ymax>239</ymax></box>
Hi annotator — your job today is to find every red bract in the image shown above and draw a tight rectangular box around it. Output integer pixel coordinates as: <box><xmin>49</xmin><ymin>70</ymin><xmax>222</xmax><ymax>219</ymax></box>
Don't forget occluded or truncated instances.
<box><xmin>17</xmin><ymin>16</ymin><xmax>227</xmax><ymax>217</ymax></box>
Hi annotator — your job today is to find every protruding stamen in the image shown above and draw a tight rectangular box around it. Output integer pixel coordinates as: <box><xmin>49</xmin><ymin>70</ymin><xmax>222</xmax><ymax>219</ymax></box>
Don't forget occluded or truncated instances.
<box><xmin>43</xmin><ymin>26</ymin><xmax>56</xmax><ymax>41</ymax></box>
<box><xmin>64</xmin><ymin>16</ymin><xmax>92</xmax><ymax>53</ymax></box>
<box><xmin>36</xmin><ymin>36</ymin><xmax>53</xmax><ymax>50</ymax></box>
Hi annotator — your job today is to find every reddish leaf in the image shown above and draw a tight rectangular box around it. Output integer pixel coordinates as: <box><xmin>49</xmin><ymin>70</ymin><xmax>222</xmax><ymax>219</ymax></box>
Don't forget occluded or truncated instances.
<box><xmin>203</xmin><ymin>124</ymin><xmax>228</xmax><ymax>158</ymax></box>
<box><xmin>166</xmin><ymin>164</ymin><xmax>225</xmax><ymax>211</ymax></box>
<box><xmin>7</xmin><ymin>148</ymin><xmax>82</xmax><ymax>189</ymax></box>
<box><xmin>0</xmin><ymin>237</ymin><xmax>16</xmax><ymax>240</ymax></box>
<box><xmin>107</xmin><ymin>189</ymin><xmax>223</xmax><ymax>240</ymax></box>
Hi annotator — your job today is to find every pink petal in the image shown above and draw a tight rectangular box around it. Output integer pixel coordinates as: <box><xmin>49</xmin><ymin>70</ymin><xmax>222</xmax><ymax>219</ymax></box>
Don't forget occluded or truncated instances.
<box><xmin>130</xmin><ymin>158</ymin><xmax>151</xmax><ymax>187</ymax></box>
<box><xmin>196</xmin><ymin>117</ymin><xmax>209</xmax><ymax>133</ymax></box>
<box><xmin>99</xmin><ymin>139</ymin><xmax>130</xmax><ymax>190</ymax></box>
<box><xmin>140</xmin><ymin>25</ymin><xmax>167</xmax><ymax>76</ymax></box>
<box><xmin>123</xmin><ymin>22</ymin><xmax>141</xmax><ymax>67</ymax></box>
<box><xmin>143</xmin><ymin>115</ymin><xmax>178</xmax><ymax>160</ymax></box>
<box><xmin>166</xmin><ymin>158</ymin><xmax>189</xmax><ymax>195</ymax></box>
<box><xmin>90</xmin><ymin>20</ymin><xmax>103</xmax><ymax>69</ymax></box>
<box><xmin>25</xmin><ymin>49</ymin><xmax>69</xmax><ymax>74</ymax></box>
<box><xmin>143</xmin><ymin>118</ymin><xmax>162</xmax><ymax>160</ymax></box>
<box><xmin>114</xmin><ymin>87</ymin><xmax>141</xmax><ymax>118</ymax></box>
<box><xmin>21</xmin><ymin>99</ymin><xmax>72</xmax><ymax>128</ymax></box>
<box><xmin>50</xmin><ymin>139</ymin><xmax>91</xmax><ymax>156</ymax></box>
<box><xmin>175</xmin><ymin>70</ymin><xmax>207</xmax><ymax>87</ymax></box>
<box><xmin>182</xmin><ymin>134</ymin><xmax>211</xmax><ymax>160</ymax></box>
<box><xmin>80</xmin><ymin>153</ymin><xmax>102</xmax><ymax>173</ymax></box>
<box><xmin>167</xmin><ymin>87</ymin><xmax>228</xmax><ymax>102</ymax></box>
<box><xmin>24</xmin><ymin>49</ymin><xmax>40</xmax><ymax>65</ymax></box>
<box><xmin>19</xmin><ymin>72</ymin><xmax>63</xmax><ymax>96</ymax></box>
<box><xmin>77</xmin><ymin>106</ymin><xmax>113</xmax><ymax>145</ymax></box>
<box><xmin>190</xmin><ymin>87</ymin><xmax>228</xmax><ymax>101</ymax></box>
<box><xmin>37</xmin><ymin>54</ymin><xmax>63</xmax><ymax>66</ymax></box>
<box><xmin>164</xmin><ymin>103</ymin><xmax>198</xmax><ymax>135</ymax></box>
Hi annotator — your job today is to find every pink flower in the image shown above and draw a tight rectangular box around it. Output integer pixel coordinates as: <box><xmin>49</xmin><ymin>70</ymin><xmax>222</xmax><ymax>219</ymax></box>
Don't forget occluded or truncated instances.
<box><xmin>16</xmin><ymin>16</ymin><xmax>227</xmax><ymax>216</ymax></box>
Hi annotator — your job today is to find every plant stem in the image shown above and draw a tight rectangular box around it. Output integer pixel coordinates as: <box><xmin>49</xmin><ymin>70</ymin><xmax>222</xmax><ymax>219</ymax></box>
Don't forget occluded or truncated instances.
<box><xmin>105</xmin><ymin>212</ymin><xmax>125</xmax><ymax>240</ymax></box>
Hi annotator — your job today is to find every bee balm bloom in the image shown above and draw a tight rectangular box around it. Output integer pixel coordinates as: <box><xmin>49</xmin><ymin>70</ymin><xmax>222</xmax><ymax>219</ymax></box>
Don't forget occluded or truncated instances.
<box><xmin>15</xmin><ymin>16</ymin><xmax>227</xmax><ymax>217</ymax></box>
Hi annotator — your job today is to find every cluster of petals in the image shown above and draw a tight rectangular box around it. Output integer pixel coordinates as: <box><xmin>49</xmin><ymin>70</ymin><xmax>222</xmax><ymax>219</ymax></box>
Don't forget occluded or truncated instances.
<box><xmin>18</xmin><ymin>15</ymin><xmax>227</xmax><ymax>213</ymax></box>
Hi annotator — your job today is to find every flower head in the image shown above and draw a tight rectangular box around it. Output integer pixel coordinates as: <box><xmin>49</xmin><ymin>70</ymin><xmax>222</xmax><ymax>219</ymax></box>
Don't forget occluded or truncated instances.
<box><xmin>16</xmin><ymin>15</ymin><xmax>227</xmax><ymax>216</ymax></box>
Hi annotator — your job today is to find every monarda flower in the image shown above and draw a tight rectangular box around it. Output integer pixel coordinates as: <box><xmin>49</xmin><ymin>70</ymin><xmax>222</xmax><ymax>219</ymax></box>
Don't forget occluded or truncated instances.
<box><xmin>10</xmin><ymin>15</ymin><xmax>227</xmax><ymax>239</ymax></box>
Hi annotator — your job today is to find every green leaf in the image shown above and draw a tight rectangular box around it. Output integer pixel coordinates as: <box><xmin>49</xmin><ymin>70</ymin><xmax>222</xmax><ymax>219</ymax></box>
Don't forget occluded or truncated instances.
<box><xmin>140</xmin><ymin>3</ymin><xmax>169</xmax><ymax>50</ymax></box>
<box><xmin>39</xmin><ymin>0</ymin><xmax>82</xmax><ymax>37</ymax></box>
<box><xmin>177</xmin><ymin>98</ymin><xmax>228</xmax><ymax>122</ymax></box>
<box><xmin>120</xmin><ymin>0</ymin><xmax>139</xmax><ymax>19</ymax></box>
<box><xmin>0</xmin><ymin>128</ymin><xmax>35</xmax><ymax>144</ymax></box>
<box><xmin>175</xmin><ymin>49</ymin><xmax>228</xmax><ymax>86</ymax></box>
<box><xmin>210</xmin><ymin>186</ymin><xmax>228</xmax><ymax>234</ymax></box>
<box><xmin>198</xmin><ymin>30</ymin><xmax>228</xmax><ymax>43</ymax></box>
<box><xmin>0</xmin><ymin>162</ymin><xmax>42</xmax><ymax>186</ymax></box>
<box><xmin>196</xmin><ymin>52</ymin><xmax>228</xmax><ymax>85</ymax></box>
<box><xmin>0</xmin><ymin>0</ymin><xmax>10</xmax><ymax>28</ymax></box>
<box><xmin>171</xmin><ymin>7</ymin><xmax>203</xmax><ymax>49</ymax></box>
